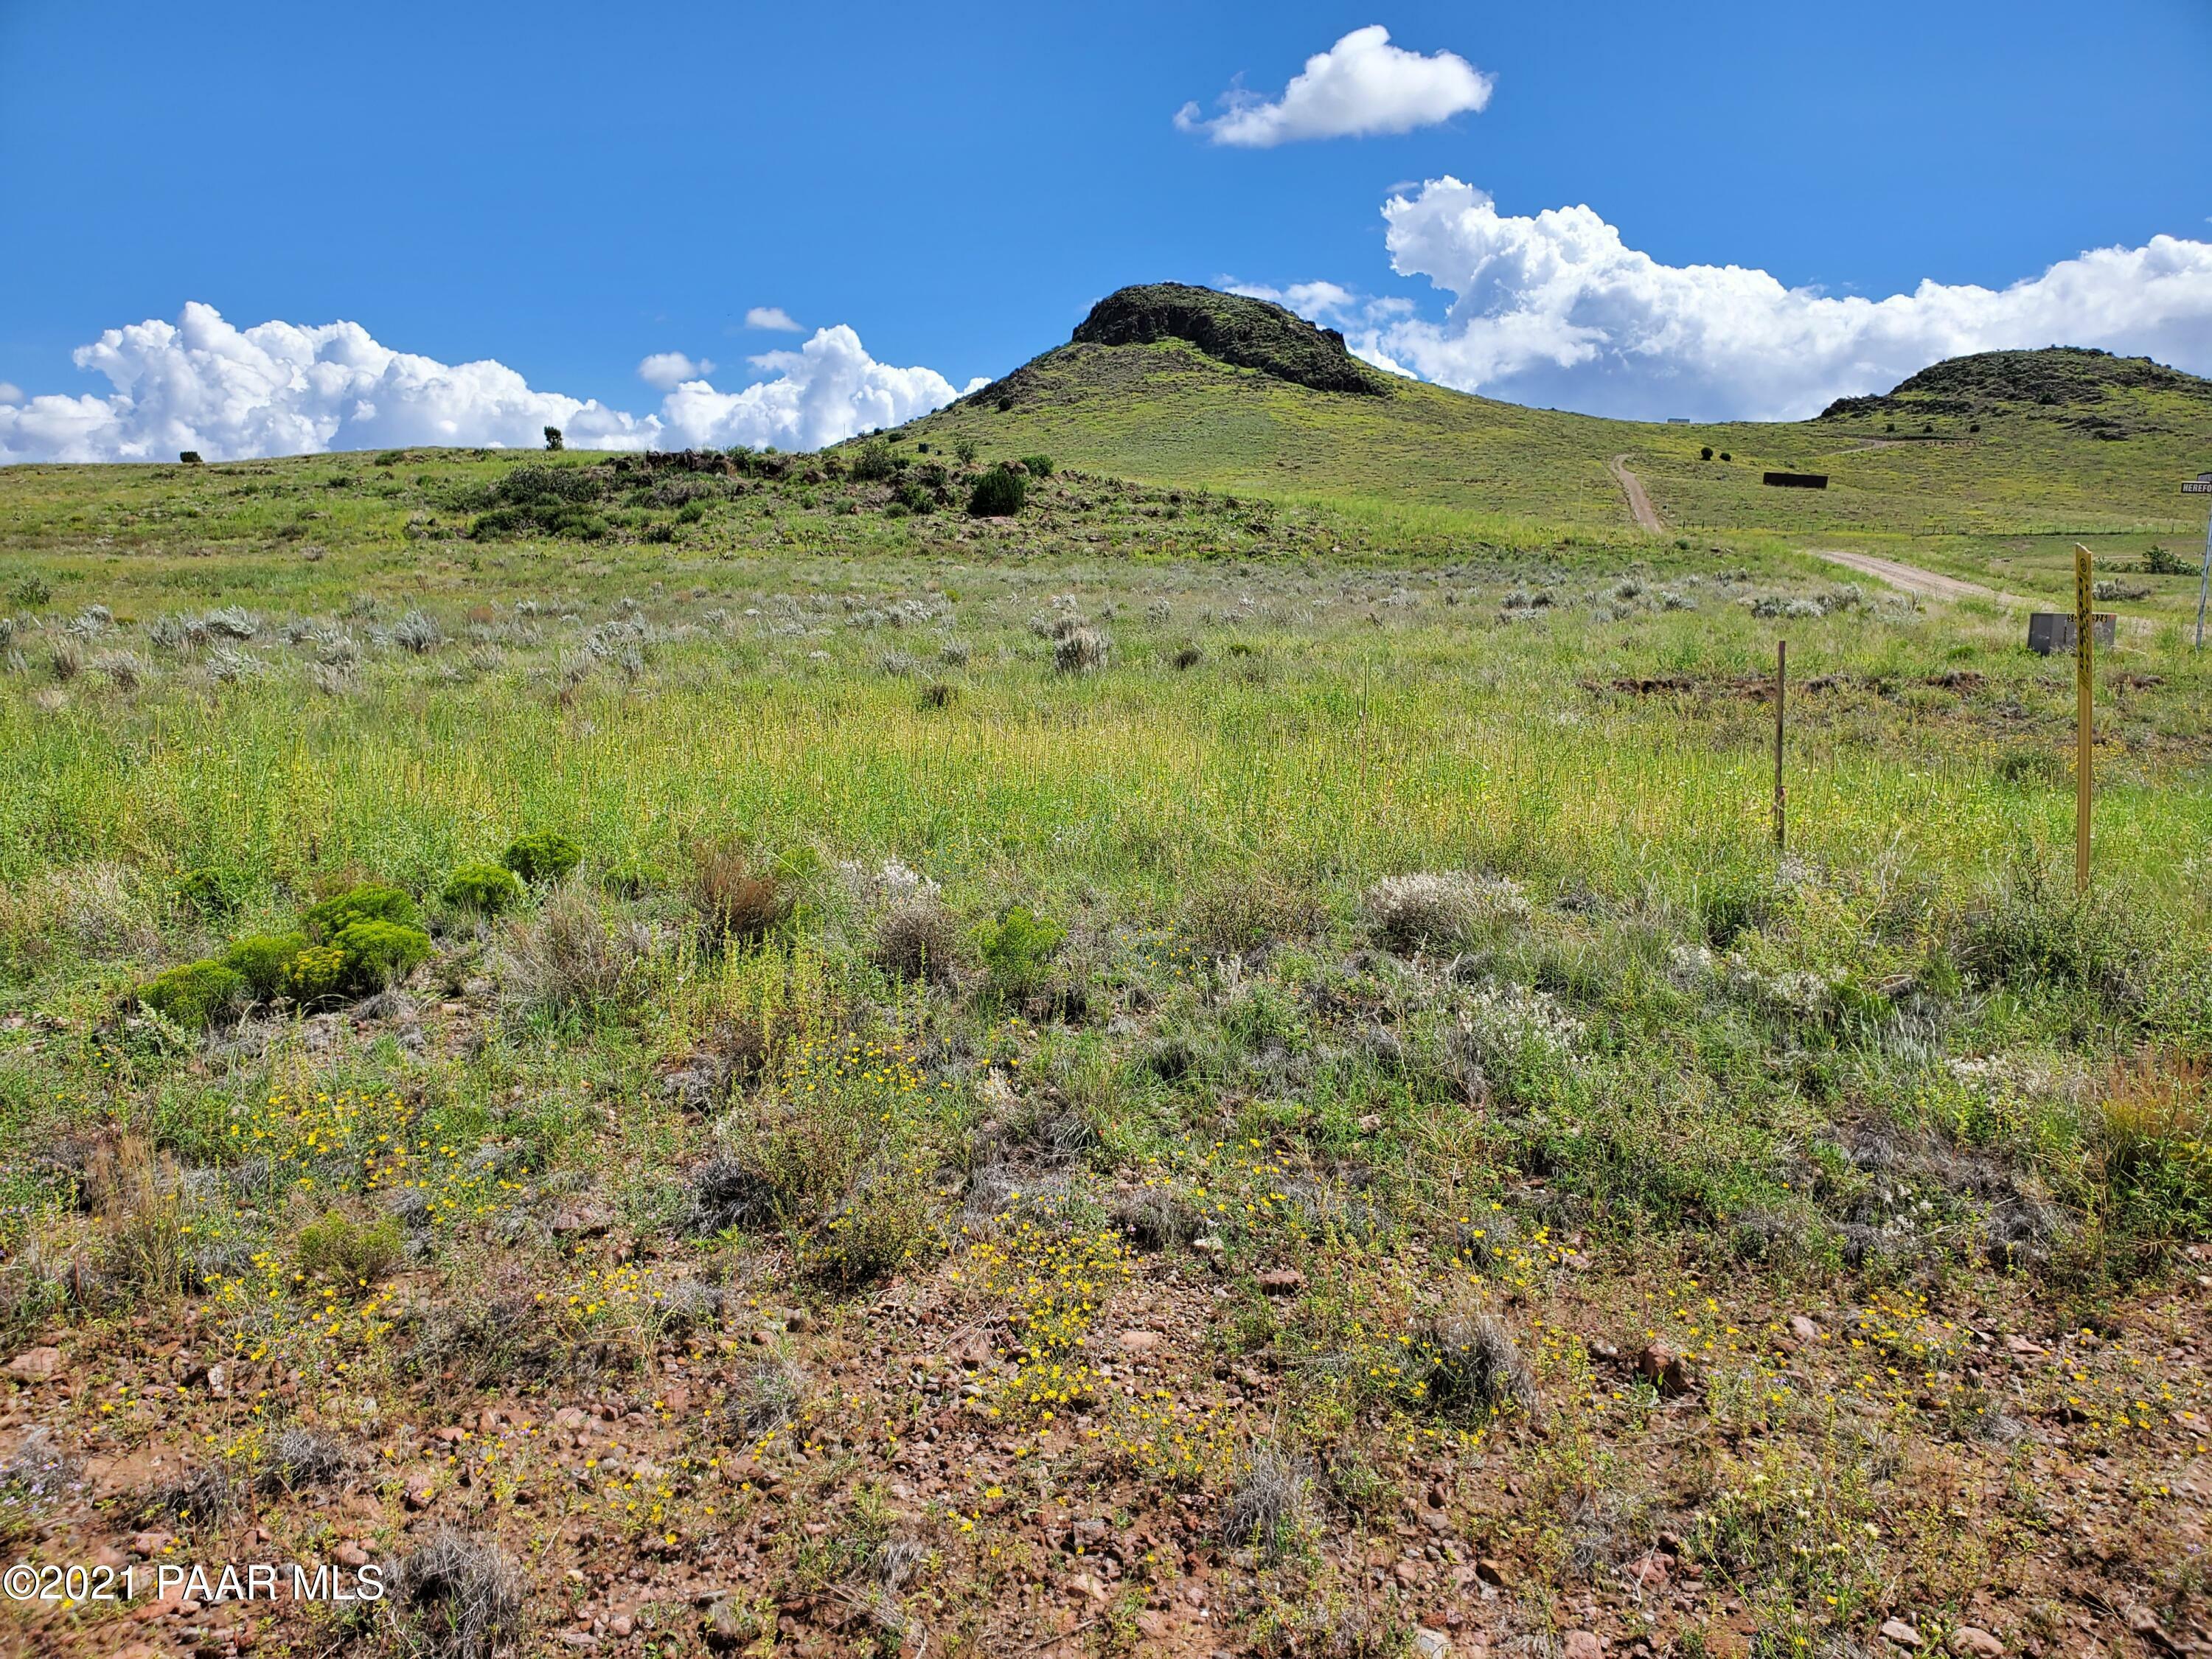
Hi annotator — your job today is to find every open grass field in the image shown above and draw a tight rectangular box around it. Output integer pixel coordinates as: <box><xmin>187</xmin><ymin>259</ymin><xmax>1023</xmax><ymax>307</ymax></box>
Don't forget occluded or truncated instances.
<box><xmin>1</xmin><ymin>301</ymin><xmax>2210</xmax><ymax>1659</ymax></box>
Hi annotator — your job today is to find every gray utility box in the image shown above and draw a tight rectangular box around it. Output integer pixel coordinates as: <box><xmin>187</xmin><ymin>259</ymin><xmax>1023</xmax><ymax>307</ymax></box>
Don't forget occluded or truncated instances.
<box><xmin>2027</xmin><ymin>612</ymin><xmax>2118</xmax><ymax>655</ymax></box>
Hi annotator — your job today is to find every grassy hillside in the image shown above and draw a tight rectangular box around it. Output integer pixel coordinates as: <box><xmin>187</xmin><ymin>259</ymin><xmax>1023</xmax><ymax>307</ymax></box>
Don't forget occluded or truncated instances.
<box><xmin>905</xmin><ymin>291</ymin><xmax>2212</xmax><ymax>566</ymax></box>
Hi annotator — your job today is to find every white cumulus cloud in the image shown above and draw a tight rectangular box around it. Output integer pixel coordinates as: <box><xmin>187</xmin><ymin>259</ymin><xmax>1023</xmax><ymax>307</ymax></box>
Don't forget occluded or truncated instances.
<box><xmin>1224</xmin><ymin>279</ymin><xmax>1363</xmax><ymax>325</ymax></box>
<box><xmin>0</xmin><ymin>304</ymin><xmax>973</xmax><ymax>464</ymax></box>
<box><xmin>658</xmin><ymin>327</ymin><xmax>976</xmax><ymax>452</ymax></box>
<box><xmin>745</xmin><ymin>306</ymin><xmax>801</xmax><ymax>333</ymax></box>
<box><xmin>1177</xmin><ymin>26</ymin><xmax>1492</xmax><ymax>147</ymax></box>
<box><xmin>0</xmin><ymin>383</ymin><xmax>21</xmax><ymax>405</ymax></box>
<box><xmin>637</xmin><ymin>351</ymin><xmax>715</xmax><ymax>390</ymax></box>
<box><xmin>1343</xmin><ymin>178</ymin><xmax>2212</xmax><ymax>419</ymax></box>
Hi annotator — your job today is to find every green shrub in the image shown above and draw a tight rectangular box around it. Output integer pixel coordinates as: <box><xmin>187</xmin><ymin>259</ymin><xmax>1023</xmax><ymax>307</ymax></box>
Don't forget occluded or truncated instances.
<box><xmin>953</xmin><ymin>437</ymin><xmax>979</xmax><ymax>465</ymax></box>
<box><xmin>501</xmin><ymin>831</ymin><xmax>582</xmax><ymax>886</ymax></box>
<box><xmin>303</xmin><ymin>883</ymin><xmax>420</xmax><ymax>942</ymax></box>
<box><xmin>1961</xmin><ymin>852</ymin><xmax>2152</xmax><ymax>1014</ymax></box>
<box><xmin>971</xmin><ymin>905</ymin><xmax>1065</xmax><ymax>1003</ymax></box>
<box><xmin>1994</xmin><ymin>748</ymin><xmax>2067</xmax><ymax>787</ymax></box>
<box><xmin>296</xmin><ymin>1211</ymin><xmax>405</xmax><ymax>1291</ymax></box>
<box><xmin>220</xmin><ymin>933</ymin><xmax>308</xmax><ymax>1001</ymax></box>
<box><xmin>139</xmin><ymin>960</ymin><xmax>247</xmax><ymax>1028</ymax></box>
<box><xmin>331</xmin><ymin>920</ymin><xmax>433</xmax><ymax>990</ymax></box>
<box><xmin>967</xmin><ymin>465</ymin><xmax>1026</xmax><ymax>518</ymax></box>
<box><xmin>470</xmin><ymin>504</ymin><xmax>611</xmax><ymax>540</ymax></box>
<box><xmin>176</xmin><ymin>867</ymin><xmax>243</xmax><ymax>917</ymax></box>
<box><xmin>849</xmin><ymin>439</ymin><xmax>900</xmax><ymax>483</ymax></box>
<box><xmin>443</xmin><ymin>860</ymin><xmax>524</xmax><ymax>914</ymax></box>
<box><xmin>288</xmin><ymin>945</ymin><xmax>349</xmax><ymax>1002</ymax></box>
<box><xmin>490</xmin><ymin>464</ymin><xmax>601</xmax><ymax>507</ymax></box>
<box><xmin>2096</xmin><ymin>1055</ymin><xmax>2212</xmax><ymax>1247</ymax></box>
<box><xmin>1019</xmin><ymin>454</ymin><xmax>1054</xmax><ymax>478</ymax></box>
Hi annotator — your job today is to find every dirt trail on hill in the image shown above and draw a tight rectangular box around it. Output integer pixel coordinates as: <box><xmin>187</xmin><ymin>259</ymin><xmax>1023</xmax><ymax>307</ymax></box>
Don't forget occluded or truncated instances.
<box><xmin>1608</xmin><ymin>454</ymin><xmax>1664</xmax><ymax>532</ymax></box>
<box><xmin>1805</xmin><ymin>548</ymin><xmax>2034</xmax><ymax>606</ymax></box>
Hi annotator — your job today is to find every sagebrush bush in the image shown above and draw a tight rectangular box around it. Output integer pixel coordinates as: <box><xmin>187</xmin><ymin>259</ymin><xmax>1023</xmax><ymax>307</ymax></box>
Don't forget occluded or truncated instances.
<box><xmin>443</xmin><ymin>860</ymin><xmax>524</xmax><ymax>914</ymax></box>
<box><xmin>1362</xmin><ymin>871</ymin><xmax>1531</xmax><ymax>953</ymax></box>
<box><xmin>501</xmin><ymin>830</ymin><xmax>581</xmax><ymax>886</ymax></box>
<box><xmin>220</xmin><ymin>932</ymin><xmax>307</xmax><ymax>1001</ymax></box>
<box><xmin>1053</xmin><ymin>626</ymin><xmax>1110</xmax><ymax>674</ymax></box>
<box><xmin>304</xmin><ymin>882</ymin><xmax>420</xmax><ymax>942</ymax></box>
<box><xmin>139</xmin><ymin>959</ymin><xmax>246</xmax><ymax>1027</ymax></box>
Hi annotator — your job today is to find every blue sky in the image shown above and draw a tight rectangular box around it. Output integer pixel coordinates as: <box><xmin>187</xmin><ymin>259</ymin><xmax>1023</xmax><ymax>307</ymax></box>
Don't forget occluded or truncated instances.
<box><xmin>3</xmin><ymin>0</ymin><xmax>2210</xmax><ymax>457</ymax></box>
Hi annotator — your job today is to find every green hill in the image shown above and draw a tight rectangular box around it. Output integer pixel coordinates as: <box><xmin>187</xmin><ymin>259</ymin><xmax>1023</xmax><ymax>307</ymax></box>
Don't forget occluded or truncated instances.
<box><xmin>904</xmin><ymin>286</ymin><xmax>2212</xmax><ymax>549</ymax></box>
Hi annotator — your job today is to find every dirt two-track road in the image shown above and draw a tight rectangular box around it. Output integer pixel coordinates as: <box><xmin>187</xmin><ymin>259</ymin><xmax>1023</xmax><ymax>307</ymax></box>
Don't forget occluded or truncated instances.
<box><xmin>1607</xmin><ymin>453</ymin><xmax>1665</xmax><ymax>533</ymax></box>
<box><xmin>1606</xmin><ymin>456</ymin><xmax>2056</xmax><ymax>613</ymax></box>
<box><xmin>1801</xmin><ymin>547</ymin><xmax>2035</xmax><ymax>608</ymax></box>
